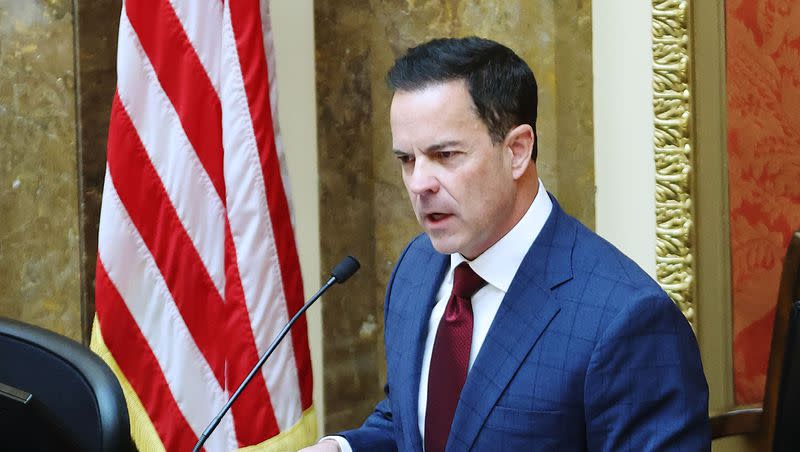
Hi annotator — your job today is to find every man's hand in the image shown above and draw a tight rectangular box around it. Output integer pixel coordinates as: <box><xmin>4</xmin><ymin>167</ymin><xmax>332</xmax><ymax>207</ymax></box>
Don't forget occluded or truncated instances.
<box><xmin>298</xmin><ymin>439</ymin><xmax>341</xmax><ymax>452</ymax></box>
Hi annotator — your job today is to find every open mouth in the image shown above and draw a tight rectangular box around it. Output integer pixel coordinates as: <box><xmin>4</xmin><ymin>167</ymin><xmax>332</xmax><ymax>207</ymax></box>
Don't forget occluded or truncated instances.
<box><xmin>426</xmin><ymin>213</ymin><xmax>452</xmax><ymax>224</ymax></box>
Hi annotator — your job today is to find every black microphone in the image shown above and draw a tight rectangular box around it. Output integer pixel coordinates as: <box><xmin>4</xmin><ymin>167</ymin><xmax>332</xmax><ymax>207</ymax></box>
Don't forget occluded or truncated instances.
<box><xmin>330</xmin><ymin>255</ymin><xmax>360</xmax><ymax>283</ymax></box>
<box><xmin>193</xmin><ymin>256</ymin><xmax>360</xmax><ymax>451</ymax></box>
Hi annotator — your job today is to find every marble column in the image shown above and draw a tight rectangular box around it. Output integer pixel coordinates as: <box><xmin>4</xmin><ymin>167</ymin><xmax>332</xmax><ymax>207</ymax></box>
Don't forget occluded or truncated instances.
<box><xmin>0</xmin><ymin>0</ymin><xmax>82</xmax><ymax>341</ymax></box>
<box><xmin>0</xmin><ymin>0</ymin><xmax>120</xmax><ymax>343</ymax></box>
<box><xmin>315</xmin><ymin>0</ymin><xmax>594</xmax><ymax>431</ymax></box>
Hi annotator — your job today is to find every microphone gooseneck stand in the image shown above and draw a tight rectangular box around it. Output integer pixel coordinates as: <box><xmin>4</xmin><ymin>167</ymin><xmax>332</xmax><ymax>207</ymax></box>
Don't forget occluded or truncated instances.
<box><xmin>193</xmin><ymin>256</ymin><xmax>360</xmax><ymax>452</ymax></box>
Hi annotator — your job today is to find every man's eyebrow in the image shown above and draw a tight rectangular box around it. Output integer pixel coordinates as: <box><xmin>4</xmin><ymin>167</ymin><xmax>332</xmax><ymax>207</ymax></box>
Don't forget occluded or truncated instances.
<box><xmin>424</xmin><ymin>140</ymin><xmax>462</xmax><ymax>153</ymax></box>
<box><xmin>392</xmin><ymin>141</ymin><xmax>464</xmax><ymax>157</ymax></box>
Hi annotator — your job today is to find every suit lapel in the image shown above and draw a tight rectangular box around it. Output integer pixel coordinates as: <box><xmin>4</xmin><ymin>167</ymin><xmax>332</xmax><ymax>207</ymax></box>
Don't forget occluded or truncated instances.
<box><xmin>448</xmin><ymin>198</ymin><xmax>577</xmax><ymax>451</ymax></box>
<box><xmin>395</xmin><ymin>249</ymin><xmax>449</xmax><ymax>452</ymax></box>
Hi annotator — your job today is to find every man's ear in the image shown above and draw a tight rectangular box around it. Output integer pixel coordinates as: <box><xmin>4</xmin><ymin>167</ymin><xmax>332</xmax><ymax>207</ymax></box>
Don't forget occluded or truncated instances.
<box><xmin>505</xmin><ymin>124</ymin><xmax>535</xmax><ymax>179</ymax></box>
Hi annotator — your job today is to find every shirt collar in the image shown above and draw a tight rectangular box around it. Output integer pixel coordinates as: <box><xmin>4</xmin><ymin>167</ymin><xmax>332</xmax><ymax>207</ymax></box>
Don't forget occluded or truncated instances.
<box><xmin>449</xmin><ymin>179</ymin><xmax>552</xmax><ymax>293</ymax></box>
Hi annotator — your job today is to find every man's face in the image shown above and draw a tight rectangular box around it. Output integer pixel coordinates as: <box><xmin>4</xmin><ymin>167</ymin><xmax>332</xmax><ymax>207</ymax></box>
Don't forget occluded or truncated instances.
<box><xmin>390</xmin><ymin>80</ymin><xmax>519</xmax><ymax>260</ymax></box>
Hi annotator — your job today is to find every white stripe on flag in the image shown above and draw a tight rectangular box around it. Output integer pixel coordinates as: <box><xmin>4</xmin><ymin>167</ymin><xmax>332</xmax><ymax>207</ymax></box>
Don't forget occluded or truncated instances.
<box><xmin>259</xmin><ymin>0</ymin><xmax>295</xmax><ymax>229</ymax></box>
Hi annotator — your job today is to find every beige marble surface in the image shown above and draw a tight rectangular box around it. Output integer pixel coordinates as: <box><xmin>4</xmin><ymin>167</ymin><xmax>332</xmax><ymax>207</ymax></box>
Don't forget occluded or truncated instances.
<box><xmin>0</xmin><ymin>0</ymin><xmax>82</xmax><ymax>341</ymax></box>
<box><xmin>316</xmin><ymin>0</ymin><xmax>594</xmax><ymax>431</ymax></box>
<box><xmin>553</xmin><ymin>0</ymin><xmax>595</xmax><ymax>226</ymax></box>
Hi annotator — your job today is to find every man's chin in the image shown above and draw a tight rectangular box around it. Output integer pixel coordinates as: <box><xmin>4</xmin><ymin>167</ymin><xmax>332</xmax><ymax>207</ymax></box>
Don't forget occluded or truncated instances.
<box><xmin>425</xmin><ymin>233</ymin><xmax>460</xmax><ymax>256</ymax></box>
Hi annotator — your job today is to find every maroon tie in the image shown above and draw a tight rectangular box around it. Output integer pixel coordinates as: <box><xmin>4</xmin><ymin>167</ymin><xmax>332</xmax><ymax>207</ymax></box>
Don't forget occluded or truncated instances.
<box><xmin>424</xmin><ymin>262</ymin><xmax>487</xmax><ymax>452</ymax></box>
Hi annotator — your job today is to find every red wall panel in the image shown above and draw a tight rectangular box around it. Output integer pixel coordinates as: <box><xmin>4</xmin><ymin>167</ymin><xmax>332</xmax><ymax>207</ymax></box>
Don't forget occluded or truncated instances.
<box><xmin>726</xmin><ymin>0</ymin><xmax>800</xmax><ymax>404</ymax></box>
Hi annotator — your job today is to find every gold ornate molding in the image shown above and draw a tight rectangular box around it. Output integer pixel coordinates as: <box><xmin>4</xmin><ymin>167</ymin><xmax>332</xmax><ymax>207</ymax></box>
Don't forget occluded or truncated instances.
<box><xmin>652</xmin><ymin>0</ymin><xmax>696</xmax><ymax>329</ymax></box>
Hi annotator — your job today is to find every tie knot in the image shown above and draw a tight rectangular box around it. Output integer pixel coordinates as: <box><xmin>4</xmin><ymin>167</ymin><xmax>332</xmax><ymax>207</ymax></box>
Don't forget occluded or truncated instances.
<box><xmin>452</xmin><ymin>263</ymin><xmax>487</xmax><ymax>299</ymax></box>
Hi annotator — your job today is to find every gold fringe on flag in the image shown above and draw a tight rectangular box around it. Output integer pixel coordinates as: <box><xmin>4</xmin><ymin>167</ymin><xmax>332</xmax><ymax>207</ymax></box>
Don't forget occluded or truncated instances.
<box><xmin>90</xmin><ymin>317</ymin><xmax>165</xmax><ymax>451</ymax></box>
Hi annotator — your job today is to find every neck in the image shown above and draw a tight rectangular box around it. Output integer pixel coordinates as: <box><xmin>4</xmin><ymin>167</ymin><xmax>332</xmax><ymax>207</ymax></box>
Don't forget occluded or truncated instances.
<box><xmin>508</xmin><ymin>170</ymin><xmax>539</xmax><ymax>230</ymax></box>
<box><xmin>461</xmin><ymin>173</ymin><xmax>539</xmax><ymax>261</ymax></box>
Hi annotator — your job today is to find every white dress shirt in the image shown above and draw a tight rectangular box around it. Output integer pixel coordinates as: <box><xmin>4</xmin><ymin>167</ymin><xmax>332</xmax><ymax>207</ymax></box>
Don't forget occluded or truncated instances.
<box><xmin>327</xmin><ymin>180</ymin><xmax>552</xmax><ymax>451</ymax></box>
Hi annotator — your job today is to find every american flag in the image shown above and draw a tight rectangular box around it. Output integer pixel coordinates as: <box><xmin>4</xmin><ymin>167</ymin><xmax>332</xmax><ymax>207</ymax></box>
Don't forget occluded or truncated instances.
<box><xmin>89</xmin><ymin>1</ymin><xmax>314</xmax><ymax>450</ymax></box>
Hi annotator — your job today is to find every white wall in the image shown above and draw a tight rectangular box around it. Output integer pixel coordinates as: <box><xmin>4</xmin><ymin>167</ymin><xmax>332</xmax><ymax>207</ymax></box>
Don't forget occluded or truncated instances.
<box><xmin>269</xmin><ymin>0</ymin><xmax>324</xmax><ymax>434</ymax></box>
<box><xmin>592</xmin><ymin>1</ymin><xmax>657</xmax><ymax>276</ymax></box>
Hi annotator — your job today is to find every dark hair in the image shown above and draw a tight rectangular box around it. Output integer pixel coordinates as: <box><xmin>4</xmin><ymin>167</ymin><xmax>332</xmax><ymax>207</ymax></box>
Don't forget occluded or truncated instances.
<box><xmin>387</xmin><ymin>36</ymin><xmax>538</xmax><ymax>160</ymax></box>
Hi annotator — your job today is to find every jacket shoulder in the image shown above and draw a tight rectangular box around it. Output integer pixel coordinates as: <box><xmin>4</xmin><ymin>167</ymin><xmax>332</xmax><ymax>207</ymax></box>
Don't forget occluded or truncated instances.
<box><xmin>392</xmin><ymin>233</ymin><xmax>440</xmax><ymax>275</ymax></box>
<box><xmin>568</xmin><ymin>218</ymin><xmax>664</xmax><ymax>298</ymax></box>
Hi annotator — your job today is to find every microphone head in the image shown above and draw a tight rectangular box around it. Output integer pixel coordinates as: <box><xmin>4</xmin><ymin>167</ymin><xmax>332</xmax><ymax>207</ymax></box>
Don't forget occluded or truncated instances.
<box><xmin>331</xmin><ymin>256</ymin><xmax>360</xmax><ymax>283</ymax></box>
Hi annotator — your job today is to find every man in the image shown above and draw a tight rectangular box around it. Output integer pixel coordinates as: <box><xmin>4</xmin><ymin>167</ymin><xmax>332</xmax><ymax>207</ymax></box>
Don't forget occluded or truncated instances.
<box><xmin>304</xmin><ymin>37</ymin><xmax>709</xmax><ymax>451</ymax></box>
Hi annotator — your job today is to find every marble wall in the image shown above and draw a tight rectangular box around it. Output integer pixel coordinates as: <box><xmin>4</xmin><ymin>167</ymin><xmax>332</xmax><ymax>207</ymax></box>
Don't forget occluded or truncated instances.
<box><xmin>0</xmin><ymin>0</ymin><xmax>81</xmax><ymax>341</ymax></box>
<box><xmin>74</xmin><ymin>0</ymin><xmax>121</xmax><ymax>342</ymax></box>
<box><xmin>0</xmin><ymin>0</ymin><xmax>119</xmax><ymax>342</ymax></box>
<box><xmin>315</xmin><ymin>0</ymin><xmax>595</xmax><ymax>431</ymax></box>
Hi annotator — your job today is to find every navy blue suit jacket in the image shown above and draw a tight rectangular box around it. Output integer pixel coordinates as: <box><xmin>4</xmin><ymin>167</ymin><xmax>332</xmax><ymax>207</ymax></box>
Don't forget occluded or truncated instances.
<box><xmin>341</xmin><ymin>197</ymin><xmax>710</xmax><ymax>451</ymax></box>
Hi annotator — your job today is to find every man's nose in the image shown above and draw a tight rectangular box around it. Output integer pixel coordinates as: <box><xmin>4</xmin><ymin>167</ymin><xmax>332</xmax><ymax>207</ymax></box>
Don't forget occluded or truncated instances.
<box><xmin>406</xmin><ymin>158</ymin><xmax>440</xmax><ymax>195</ymax></box>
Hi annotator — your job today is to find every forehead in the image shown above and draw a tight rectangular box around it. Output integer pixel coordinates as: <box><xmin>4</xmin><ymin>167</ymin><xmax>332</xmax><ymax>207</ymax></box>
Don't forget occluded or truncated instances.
<box><xmin>389</xmin><ymin>80</ymin><xmax>485</xmax><ymax>146</ymax></box>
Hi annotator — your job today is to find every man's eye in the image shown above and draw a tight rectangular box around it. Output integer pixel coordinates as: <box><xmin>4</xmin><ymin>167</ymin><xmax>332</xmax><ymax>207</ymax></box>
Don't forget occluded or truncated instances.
<box><xmin>438</xmin><ymin>151</ymin><xmax>454</xmax><ymax>159</ymax></box>
<box><xmin>397</xmin><ymin>154</ymin><xmax>413</xmax><ymax>164</ymax></box>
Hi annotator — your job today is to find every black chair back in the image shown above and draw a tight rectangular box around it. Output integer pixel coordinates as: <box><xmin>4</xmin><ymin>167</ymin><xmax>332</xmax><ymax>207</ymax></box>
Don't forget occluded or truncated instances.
<box><xmin>0</xmin><ymin>317</ymin><xmax>131</xmax><ymax>451</ymax></box>
<box><xmin>710</xmin><ymin>229</ymin><xmax>800</xmax><ymax>447</ymax></box>
<box><xmin>775</xmin><ymin>301</ymin><xmax>800</xmax><ymax>452</ymax></box>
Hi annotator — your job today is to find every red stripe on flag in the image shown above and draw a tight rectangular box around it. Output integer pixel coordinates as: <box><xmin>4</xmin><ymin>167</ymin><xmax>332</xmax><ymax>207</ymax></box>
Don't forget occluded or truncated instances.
<box><xmin>95</xmin><ymin>259</ymin><xmax>199</xmax><ymax>451</ymax></box>
<box><xmin>107</xmin><ymin>93</ymin><xmax>225</xmax><ymax>386</ymax></box>
<box><xmin>125</xmin><ymin>0</ymin><xmax>226</xmax><ymax>201</ymax></box>
<box><xmin>228</xmin><ymin>0</ymin><xmax>313</xmax><ymax>410</ymax></box>
<box><xmin>224</xmin><ymin>223</ymin><xmax>280</xmax><ymax>445</ymax></box>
